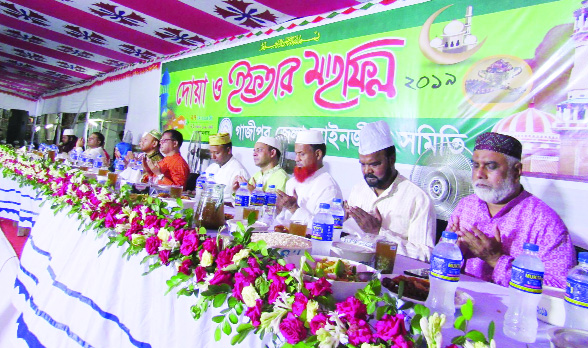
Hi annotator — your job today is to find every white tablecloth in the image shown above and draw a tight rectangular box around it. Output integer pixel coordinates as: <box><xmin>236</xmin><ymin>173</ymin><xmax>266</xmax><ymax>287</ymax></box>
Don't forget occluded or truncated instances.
<box><xmin>0</xmin><ymin>174</ymin><xmax>43</xmax><ymax>228</ymax></box>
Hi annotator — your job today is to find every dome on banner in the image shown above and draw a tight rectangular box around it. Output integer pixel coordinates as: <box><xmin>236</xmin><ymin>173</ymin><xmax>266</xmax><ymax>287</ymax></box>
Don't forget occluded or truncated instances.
<box><xmin>492</xmin><ymin>103</ymin><xmax>560</xmax><ymax>145</ymax></box>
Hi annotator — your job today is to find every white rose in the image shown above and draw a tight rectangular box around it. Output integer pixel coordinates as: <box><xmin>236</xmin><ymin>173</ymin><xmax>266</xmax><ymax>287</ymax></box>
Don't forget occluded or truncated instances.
<box><xmin>200</xmin><ymin>250</ymin><xmax>214</xmax><ymax>267</ymax></box>
<box><xmin>241</xmin><ymin>285</ymin><xmax>260</xmax><ymax>307</ymax></box>
<box><xmin>231</xmin><ymin>249</ymin><xmax>250</xmax><ymax>264</ymax></box>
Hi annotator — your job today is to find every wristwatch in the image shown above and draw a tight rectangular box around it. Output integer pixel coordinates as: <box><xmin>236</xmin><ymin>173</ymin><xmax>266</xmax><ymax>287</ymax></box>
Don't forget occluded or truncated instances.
<box><xmin>156</xmin><ymin>174</ymin><xmax>164</xmax><ymax>182</ymax></box>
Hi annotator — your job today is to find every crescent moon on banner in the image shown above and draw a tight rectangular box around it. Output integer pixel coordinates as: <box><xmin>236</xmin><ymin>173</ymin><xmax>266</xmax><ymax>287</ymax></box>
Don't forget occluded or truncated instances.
<box><xmin>419</xmin><ymin>5</ymin><xmax>486</xmax><ymax>65</ymax></box>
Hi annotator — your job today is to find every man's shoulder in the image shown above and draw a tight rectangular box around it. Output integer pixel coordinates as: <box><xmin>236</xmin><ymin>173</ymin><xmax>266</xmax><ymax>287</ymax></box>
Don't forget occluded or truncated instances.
<box><xmin>514</xmin><ymin>191</ymin><xmax>562</xmax><ymax>218</ymax></box>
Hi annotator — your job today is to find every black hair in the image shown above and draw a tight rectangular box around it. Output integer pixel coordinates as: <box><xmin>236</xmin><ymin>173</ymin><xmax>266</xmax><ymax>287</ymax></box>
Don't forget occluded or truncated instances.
<box><xmin>310</xmin><ymin>143</ymin><xmax>327</xmax><ymax>157</ymax></box>
<box><xmin>384</xmin><ymin>145</ymin><xmax>396</xmax><ymax>161</ymax></box>
<box><xmin>163</xmin><ymin>129</ymin><xmax>184</xmax><ymax>147</ymax></box>
<box><xmin>92</xmin><ymin>132</ymin><xmax>105</xmax><ymax>146</ymax></box>
<box><xmin>269</xmin><ymin>146</ymin><xmax>281</xmax><ymax>160</ymax></box>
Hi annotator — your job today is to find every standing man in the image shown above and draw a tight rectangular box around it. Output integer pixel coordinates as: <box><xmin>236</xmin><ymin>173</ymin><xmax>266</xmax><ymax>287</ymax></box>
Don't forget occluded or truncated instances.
<box><xmin>276</xmin><ymin>130</ymin><xmax>342</xmax><ymax>224</ymax></box>
<box><xmin>449</xmin><ymin>132</ymin><xmax>576</xmax><ymax>288</ymax></box>
<box><xmin>147</xmin><ymin>129</ymin><xmax>190</xmax><ymax>189</ymax></box>
<box><xmin>346</xmin><ymin>121</ymin><xmax>436</xmax><ymax>261</ymax></box>
<box><xmin>206</xmin><ymin>132</ymin><xmax>249</xmax><ymax>202</ymax></box>
<box><xmin>234</xmin><ymin>136</ymin><xmax>289</xmax><ymax>192</ymax></box>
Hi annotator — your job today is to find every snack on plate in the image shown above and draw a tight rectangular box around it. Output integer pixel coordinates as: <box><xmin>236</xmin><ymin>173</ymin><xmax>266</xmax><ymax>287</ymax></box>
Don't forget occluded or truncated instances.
<box><xmin>312</xmin><ymin>257</ymin><xmax>361</xmax><ymax>282</ymax></box>
<box><xmin>274</xmin><ymin>225</ymin><xmax>289</xmax><ymax>233</ymax></box>
<box><xmin>157</xmin><ymin>192</ymin><xmax>171</xmax><ymax>198</ymax></box>
<box><xmin>251</xmin><ymin>232</ymin><xmax>311</xmax><ymax>250</ymax></box>
<box><xmin>224</xmin><ymin>213</ymin><xmax>234</xmax><ymax>220</ymax></box>
<box><xmin>382</xmin><ymin>275</ymin><xmax>430</xmax><ymax>302</ymax></box>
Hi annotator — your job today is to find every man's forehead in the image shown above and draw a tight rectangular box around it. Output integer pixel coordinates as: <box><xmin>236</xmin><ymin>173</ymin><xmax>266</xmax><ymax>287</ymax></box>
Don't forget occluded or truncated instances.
<box><xmin>294</xmin><ymin>143</ymin><xmax>311</xmax><ymax>151</ymax></box>
<box><xmin>254</xmin><ymin>142</ymin><xmax>269</xmax><ymax>150</ymax></box>
<box><xmin>473</xmin><ymin>149</ymin><xmax>506</xmax><ymax>162</ymax></box>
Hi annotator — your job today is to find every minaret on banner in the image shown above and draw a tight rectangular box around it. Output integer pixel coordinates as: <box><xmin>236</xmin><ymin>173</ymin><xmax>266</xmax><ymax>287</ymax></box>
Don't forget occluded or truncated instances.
<box><xmin>553</xmin><ymin>0</ymin><xmax>588</xmax><ymax>176</ymax></box>
<box><xmin>429</xmin><ymin>5</ymin><xmax>478</xmax><ymax>53</ymax></box>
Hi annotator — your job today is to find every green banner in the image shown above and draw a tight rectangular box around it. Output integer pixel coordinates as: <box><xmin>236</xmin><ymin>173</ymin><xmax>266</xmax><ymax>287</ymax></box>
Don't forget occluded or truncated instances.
<box><xmin>162</xmin><ymin>0</ymin><xmax>587</xmax><ymax>180</ymax></box>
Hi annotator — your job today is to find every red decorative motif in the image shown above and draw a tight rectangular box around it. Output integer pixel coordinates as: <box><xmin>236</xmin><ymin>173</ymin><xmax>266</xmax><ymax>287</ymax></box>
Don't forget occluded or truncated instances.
<box><xmin>304</xmin><ymin>38</ymin><xmax>405</xmax><ymax>110</ymax></box>
<box><xmin>215</xmin><ymin>0</ymin><xmax>278</xmax><ymax>28</ymax></box>
<box><xmin>90</xmin><ymin>2</ymin><xmax>146</xmax><ymax>27</ymax></box>
<box><xmin>227</xmin><ymin>57</ymin><xmax>301</xmax><ymax>113</ymax></box>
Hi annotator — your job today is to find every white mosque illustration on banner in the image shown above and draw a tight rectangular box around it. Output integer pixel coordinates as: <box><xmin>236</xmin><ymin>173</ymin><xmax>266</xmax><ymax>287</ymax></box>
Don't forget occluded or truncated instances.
<box><xmin>492</xmin><ymin>0</ymin><xmax>588</xmax><ymax>180</ymax></box>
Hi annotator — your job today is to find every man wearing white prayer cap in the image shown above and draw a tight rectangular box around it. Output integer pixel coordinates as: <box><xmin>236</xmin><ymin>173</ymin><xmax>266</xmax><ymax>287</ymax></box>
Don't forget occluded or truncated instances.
<box><xmin>275</xmin><ymin>129</ymin><xmax>342</xmax><ymax>225</ymax></box>
<box><xmin>345</xmin><ymin>120</ymin><xmax>436</xmax><ymax>262</ymax></box>
<box><xmin>234</xmin><ymin>135</ymin><xmax>289</xmax><ymax>192</ymax></box>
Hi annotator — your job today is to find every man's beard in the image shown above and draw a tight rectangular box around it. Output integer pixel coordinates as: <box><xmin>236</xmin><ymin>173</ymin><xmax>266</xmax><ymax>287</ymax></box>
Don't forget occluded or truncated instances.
<box><xmin>473</xmin><ymin>176</ymin><xmax>518</xmax><ymax>204</ymax></box>
<box><xmin>294</xmin><ymin>163</ymin><xmax>319</xmax><ymax>183</ymax></box>
<box><xmin>364</xmin><ymin>166</ymin><xmax>394</xmax><ymax>189</ymax></box>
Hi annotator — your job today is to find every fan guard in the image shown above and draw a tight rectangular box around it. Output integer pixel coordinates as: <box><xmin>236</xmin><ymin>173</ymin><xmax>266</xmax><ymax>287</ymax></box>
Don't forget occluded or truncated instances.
<box><xmin>187</xmin><ymin>131</ymin><xmax>202</xmax><ymax>173</ymax></box>
<box><xmin>410</xmin><ymin>145</ymin><xmax>473</xmax><ymax>221</ymax></box>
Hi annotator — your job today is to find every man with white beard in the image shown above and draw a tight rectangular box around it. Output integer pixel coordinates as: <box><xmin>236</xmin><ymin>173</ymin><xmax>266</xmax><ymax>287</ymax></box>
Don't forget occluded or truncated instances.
<box><xmin>448</xmin><ymin>132</ymin><xmax>575</xmax><ymax>288</ymax></box>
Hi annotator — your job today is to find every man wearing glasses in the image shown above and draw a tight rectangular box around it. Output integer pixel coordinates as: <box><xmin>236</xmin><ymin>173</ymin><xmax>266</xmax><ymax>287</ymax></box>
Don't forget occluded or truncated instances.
<box><xmin>146</xmin><ymin>129</ymin><xmax>190</xmax><ymax>189</ymax></box>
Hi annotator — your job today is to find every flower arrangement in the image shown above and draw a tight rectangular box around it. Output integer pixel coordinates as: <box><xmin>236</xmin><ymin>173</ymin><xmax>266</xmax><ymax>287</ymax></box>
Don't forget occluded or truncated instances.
<box><xmin>0</xmin><ymin>145</ymin><xmax>497</xmax><ymax>348</ymax></box>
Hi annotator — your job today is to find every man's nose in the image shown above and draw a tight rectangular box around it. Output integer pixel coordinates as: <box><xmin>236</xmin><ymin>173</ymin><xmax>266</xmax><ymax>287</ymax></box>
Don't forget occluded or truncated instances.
<box><xmin>473</xmin><ymin>166</ymin><xmax>486</xmax><ymax>179</ymax></box>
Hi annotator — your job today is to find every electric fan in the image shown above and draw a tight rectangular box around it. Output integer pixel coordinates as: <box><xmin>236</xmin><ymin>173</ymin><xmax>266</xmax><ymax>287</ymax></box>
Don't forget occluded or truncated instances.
<box><xmin>187</xmin><ymin>131</ymin><xmax>202</xmax><ymax>174</ymax></box>
<box><xmin>409</xmin><ymin>144</ymin><xmax>474</xmax><ymax>221</ymax></box>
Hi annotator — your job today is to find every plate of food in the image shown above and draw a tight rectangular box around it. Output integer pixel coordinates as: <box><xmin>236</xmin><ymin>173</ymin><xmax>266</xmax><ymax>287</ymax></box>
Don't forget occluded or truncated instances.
<box><xmin>381</xmin><ymin>274</ymin><xmax>474</xmax><ymax>308</ymax></box>
<box><xmin>304</xmin><ymin>256</ymin><xmax>378</xmax><ymax>302</ymax></box>
<box><xmin>251</xmin><ymin>232</ymin><xmax>312</xmax><ymax>262</ymax></box>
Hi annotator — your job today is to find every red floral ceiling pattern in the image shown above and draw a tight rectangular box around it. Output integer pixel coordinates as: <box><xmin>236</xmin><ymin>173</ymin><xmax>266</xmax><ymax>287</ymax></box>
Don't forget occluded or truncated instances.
<box><xmin>0</xmin><ymin>0</ymin><xmax>376</xmax><ymax>100</ymax></box>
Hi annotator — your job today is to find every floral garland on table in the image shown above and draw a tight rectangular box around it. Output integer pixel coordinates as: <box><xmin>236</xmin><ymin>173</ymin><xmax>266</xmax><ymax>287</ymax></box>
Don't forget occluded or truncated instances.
<box><xmin>0</xmin><ymin>145</ymin><xmax>497</xmax><ymax>348</ymax></box>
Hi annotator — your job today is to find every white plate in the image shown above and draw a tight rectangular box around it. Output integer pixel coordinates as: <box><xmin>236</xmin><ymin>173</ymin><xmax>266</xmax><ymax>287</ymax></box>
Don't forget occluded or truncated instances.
<box><xmin>227</xmin><ymin>219</ymin><xmax>269</xmax><ymax>232</ymax></box>
<box><xmin>381</xmin><ymin>274</ymin><xmax>474</xmax><ymax>308</ymax></box>
<box><xmin>161</xmin><ymin>197</ymin><xmax>196</xmax><ymax>209</ymax></box>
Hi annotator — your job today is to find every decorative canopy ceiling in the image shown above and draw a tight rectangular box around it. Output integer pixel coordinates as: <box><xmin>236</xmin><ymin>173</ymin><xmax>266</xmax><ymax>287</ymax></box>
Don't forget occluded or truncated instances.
<box><xmin>0</xmin><ymin>0</ymin><xmax>379</xmax><ymax>101</ymax></box>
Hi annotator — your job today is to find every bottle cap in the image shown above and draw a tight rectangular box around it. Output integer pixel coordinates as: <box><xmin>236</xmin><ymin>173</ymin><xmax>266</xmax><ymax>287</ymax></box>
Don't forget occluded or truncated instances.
<box><xmin>240</xmin><ymin>182</ymin><xmax>247</xmax><ymax>187</ymax></box>
<box><xmin>332</xmin><ymin>198</ymin><xmax>342</xmax><ymax>203</ymax></box>
<box><xmin>256</xmin><ymin>183</ymin><xmax>263</xmax><ymax>188</ymax></box>
<box><xmin>319</xmin><ymin>203</ymin><xmax>330</xmax><ymax>210</ymax></box>
<box><xmin>269</xmin><ymin>185</ymin><xmax>275</xmax><ymax>189</ymax></box>
<box><xmin>523</xmin><ymin>243</ymin><xmax>539</xmax><ymax>252</ymax></box>
<box><xmin>441</xmin><ymin>231</ymin><xmax>458</xmax><ymax>240</ymax></box>
<box><xmin>578</xmin><ymin>252</ymin><xmax>588</xmax><ymax>263</ymax></box>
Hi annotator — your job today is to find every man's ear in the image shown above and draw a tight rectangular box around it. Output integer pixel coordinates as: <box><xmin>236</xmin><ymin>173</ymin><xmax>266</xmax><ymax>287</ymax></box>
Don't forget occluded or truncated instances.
<box><xmin>314</xmin><ymin>149</ymin><xmax>323</xmax><ymax>161</ymax></box>
<box><xmin>270</xmin><ymin>148</ymin><xmax>277</xmax><ymax>159</ymax></box>
<box><xmin>513</xmin><ymin>161</ymin><xmax>523</xmax><ymax>181</ymax></box>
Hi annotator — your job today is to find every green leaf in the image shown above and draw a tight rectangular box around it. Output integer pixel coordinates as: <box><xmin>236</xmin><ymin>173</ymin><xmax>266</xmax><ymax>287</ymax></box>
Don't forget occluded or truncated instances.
<box><xmin>237</xmin><ymin>323</ymin><xmax>254</xmax><ymax>333</ymax></box>
<box><xmin>247</xmin><ymin>211</ymin><xmax>257</xmax><ymax>225</ymax></box>
<box><xmin>451</xmin><ymin>336</ymin><xmax>467</xmax><ymax>345</ymax></box>
<box><xmin>222</xmin><ymin>320</ymin><xmax>232</xmax><ymax>335</ymax></box>
<box><xmin>454</xmin><ymin>316</ymin><xmax>467</xmax><ymax>331</ymax></box>
<box><xmin>461</xmin><ymin>298</ymin><xmax>474</xmax><ymax>321</ymax></box>
<box><xmin>212</xmin><ymin>315</ymin><xmax>224</xmax><ymax>323</ymax></box>
<box><xmin>465</xmin><ymin>330</ymin><xmax>487</xmax><ymax>342</ymax></box>
<box><xmin>214</xmin><ymin>326</ymin><xmax>222</xmax><ymax>341</ymax></box>
<box><xmin>227</xmin><ymin>296</ymin><xmax>238</xmax><ymax>308</ymax></box>
<box><xmin>366</xmin><ymin>301</ymin><xmax>376</xmax><ymax>314</ymax></box>
<box><xmin>410</xmin><ymin>314</ymin><xmax>422</xmax><ymax>333</ymax></box>
<box><xmin>413</xmin><ymin>304</ymin><xmax>430</xmax><ymax>317</ymax></box>
<box><xmin>213</xmin><ymin>293</ymin><xmax>228</xmax><ymax>307</ymax></box>
<box><xmin>229</xmin><ymin>313</ymin><xmax>238</xmax><ymax>324</ymax></box>
<box><xmin>397</xmin><ymin>280</ymin><xmax>405</xmax><ymax>299</ymax></box>
<box><xmin>235</xmin><ymin>302</ymin><xmax>243</xmax><ymax>315</ymax></box>
<box><xmin>165</xmin><ymin>273</ymin><xmax>190</xmax><ymax>295</ymax></box>
<box><xmin>376</xmin><ymin>305</ymin><xmax>387</xmax><ymax>320</ymax></box>
<box><xmin>488</xmin><ymin>321</ymin><xmax>495</xmax><ymax>341</ymax></box>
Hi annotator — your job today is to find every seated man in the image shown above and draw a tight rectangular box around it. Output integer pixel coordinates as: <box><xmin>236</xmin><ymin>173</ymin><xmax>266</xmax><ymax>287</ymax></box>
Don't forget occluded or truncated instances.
<box><xmin>449</xmin><ymin>132</ymin><xmax>576</xmax><ymax>288</ymax></box>
<box><xmin>234</xmin><ymin>136</ymin><xmax>289</xmax><ymax>192</ymax></box>
<box><xmin>58</xmin><ymin>129</ymin><xmax>77</xmax><ymax>154</ymax></box>
<box><xmin>276</xmin><ymin>130</ymin><xmax>342</xmax><ymax>224</ymax></box>
<box><xmin>75</xmin><ymin>131</ymin><xmax>109</xmax><ymax>162</ymax></box>
<box><xmin>346</xmin><ymin>121</ymin><xmax>436</xmax><ymax>262</ymax></box>
<box><xmin>146</xmin><ymin>129</ymin><xmax>190</xmax><ymax>189</ymax></box>
<box><xmin>206</xmin><ymin>133</ymin><xmax>249</xmax><ymax>202</ymax></box>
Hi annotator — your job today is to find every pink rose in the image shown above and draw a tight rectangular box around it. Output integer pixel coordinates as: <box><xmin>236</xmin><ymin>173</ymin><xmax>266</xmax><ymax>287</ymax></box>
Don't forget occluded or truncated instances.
<box><xmin>180</xmin><ymin>233</ymin><xmax>199</xmax><ymax>256</ymax></box>
<box><xmin>233</xmin><ymin>271</ymin><xmax>256</xmax><ymax>301</ymax></box>
<box><xmin>394</xmin><ymin>335</ymin><xmax>413</xmax><ymax>348</ymax></box>
<box><xmin>216</xmin><ymin>245</ymin><xmax>243</xmax><ymax>269</ymax></box>
<box><xmin>201</xmin><ymin>238</ymin><xmax>218</xmax><ymax>255</ymax></box>
<box><xmin>336</xmin><ymin>296</ymin><xmax>367</xmax><ymax>320</ymax></box>
<box><xmin>305</xmin><ymin>277</ymin><xmax>332</xmax><ymax>297</ymax></box>
<box><xmin>143</xmin><ymin>215</ymin><xmax>158</xmax><ymax>228</ymax></box>
<box><xmin>179</xmin><ymin>259</ymin><xmax>193</xmax><ymax>275</ymax></box>
<box><xmin>174</xmin><ymin>228</ymin><xmax>189</xmax><ymax>243</ymax></box>
<box><xmin>245</xmin><ymin>299</ymin><xmax>263</xmax><ymax>327</ymax></box>
<box><xmin>309</xmin><ymin>313</ymin><xmax>328</xmax><ymax>334</ymax></box>
<box><xmin>194</xmin><ymin>266</ymin><xmax>207</xmax><ymax>282</ymax></box>
<box><xmin>292</xmin><ymin>292</ymin><xmax>308</xmax><ymax>316</ymax></box>
<box><xmin>347</xmin><ymin>318</ymin><xmax>373</xmax><ymax>346</ymax></box>
<box><xmin>159</xmin><ymin>250</ymin><xmax>171</xmax><ymax>265</ymax></box>
<box><xmin>375</xmin><ymin>314</ymin><xmax>407</xmax><ymax>341</ymax></box>
<box><xmin>209</xmin><ymin>270</ymin><xmax>232</xmax><ymax>286</ymax></box>
<box><xmin>445</xmin><ymin>345</ymin><xmax>460</xmax><ymax>348</ymax></box>
<box><xmin>246</xmin><ymin>257</ymin><xmax>263</xmax><ymax>277</ymax></box>
<box><xmin>268</xmin><ymin>277</ymin><xmax>287</xmax><ymax>304</ymax></box>
<box><xmin>145</xmin><ymin>236</ymin><xmax>161</xmax><ymax>255</ymax></box>
<box><xmin>171</xmin><ymin>218</ymin><xmax>187</xmax><ymax>229</ymax></box>
<box><xmin>279</xmin><ymin>312</ymin><xmax>307</xmax><ymax>344</ymax></box>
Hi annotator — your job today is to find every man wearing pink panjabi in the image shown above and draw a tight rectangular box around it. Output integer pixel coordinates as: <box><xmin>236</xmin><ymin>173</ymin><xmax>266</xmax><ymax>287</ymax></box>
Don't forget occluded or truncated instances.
<box><xmin>449</xmin><ymin>132</ymin><xmax>575</xmax><ymax>289</ymax></box>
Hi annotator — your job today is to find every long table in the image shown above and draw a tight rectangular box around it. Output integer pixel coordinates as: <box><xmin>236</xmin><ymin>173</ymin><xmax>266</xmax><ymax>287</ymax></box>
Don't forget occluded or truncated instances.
<box><xmin>0</xmin><ymin>185</ymin><xmax>555</xmax><ymax>347</ymax></box>
<box><xmin>0</xmin><ymin>174</ymin><xmax>43</xmax><ymax>228</ymax></box>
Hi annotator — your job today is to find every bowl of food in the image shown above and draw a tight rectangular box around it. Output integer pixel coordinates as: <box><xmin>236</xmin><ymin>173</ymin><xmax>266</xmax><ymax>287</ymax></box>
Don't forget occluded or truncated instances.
<box><xmin>381</xmin><ymin>275</ymin><xmax>473</xmax><ymax>308</ymax></box>
<box><xmin>250</xmin><ymin>232</ymin><xmax>311</xmax><ymax>265</ymax></box>
<box><xmin>330</xmin><ymin>241</ymin><xmax>375</xmax><ymax>266</ymax></box>
<box><xmin>305</xmin><ymin>256</ymin><xmax>377</xmax><ymax>302</ymax></box>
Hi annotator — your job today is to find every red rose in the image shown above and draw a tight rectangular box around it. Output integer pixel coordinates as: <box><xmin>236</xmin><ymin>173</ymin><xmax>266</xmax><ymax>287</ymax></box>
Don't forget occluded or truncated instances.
<box><xmin>180</xmin><ymin>233</ymin><xmax>199</xmax><ymax>256</ymax></box>
<box><xmin>245</xmin><ymin>299</ymin><xmax>263</xmax><ymax>327</ymax></box>
<box><xmin>179</xmin><ymin>259</ymin><xmax>193</xmax><ymax>275</ymax></box>
<box><xmin>336</xmin><ymin>296</ymin><xmax>367</xmax><ymax>320</ymax></box>
<box><xmin>375</xmin><ymin>314</ymin><xmax>407</xmax><ymax>341</ymax></box>
<box><xmin>194</xmin><ymin>266</ymin><xmax>207</xmax><ymax>282</ymax></box>
<box><xmin>279</xmin><ymin>312</ymin><xmax>307</xmax><ymax>344</ymax></box>
<box><xmin>309</xmin><ymin>313</ymin><xmax>328</xmax><ymax>334</ymax></box>
<box><xmin>158</xmin><ymin>250</ymin><xmax>171</xmax><ymax>265</ymax></box>
<box><xmin>209</xmin><ymin>270</ymin><xmax>232</xmax><ymax>286</ymax></box>
<box><xmin>145</xmin><ymin>236</ymin><xmax>161</xmax><ymax>255</ymax></box>
<box><xmin>292</xmin><ymin>292</ymin><xmax>308</xmax><ymax>316</ymax></box>
<box><xmin>305</xmin><ymin>277</ymin><xmax>332</xmax><ymax>297</ymax></box>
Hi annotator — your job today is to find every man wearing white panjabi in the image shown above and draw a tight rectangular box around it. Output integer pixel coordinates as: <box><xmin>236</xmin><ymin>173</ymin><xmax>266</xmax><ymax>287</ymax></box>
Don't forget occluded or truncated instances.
<box><xmin>345</xmin><ymin>121</ymin><xmax>436</xmax><ymax>262</ymax></box>
<box><xmin>275</xmin><ymin>130</ymin><xmax>343</xmax><ymax>225</ymax></box>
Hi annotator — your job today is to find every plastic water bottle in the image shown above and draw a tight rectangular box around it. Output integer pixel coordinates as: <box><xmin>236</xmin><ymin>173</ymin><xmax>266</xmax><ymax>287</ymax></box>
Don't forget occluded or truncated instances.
<box><xmin>114</xmin><ymin>158</ymin><xmax>125</xmax><ymax>173</ymax></box>
<box><xmin>93</xmin><ymin>154</ymin><xmax>104</xmax><ymax>169</ymax></box>
<box><xmin>234</xmin><ymin>182</ymin><xmax>251</xmax><ymax>220</ymax></box>
<box><xmin>251</xmin><ymin>183</ymin><xmax>266</xmax><ymax>212</ymax></box>
<box><xmin>330</xmin><ymin>198</ymin><xmax>345</xmax><ymax>241</ymax></box>
<box><xmin>565</xmin><ymin>252</ymin><xmax>588</xmax><ymax>330</ymax></box>
<box><xmin>503</xmin><ymin>243</ymin><xmax>545</xmax><ymax>343</ymax></box>
<box><xmin>264</xmin><ymin>185</ymin><xmax>277</xmax><ymax>221</ymax></box>
<box><xmin>311</xmin><ymin>203</ymin><xmax>334</xmax><ymax>256</ymax></box>
<box><xmin>69</xmin><ymin>150</ymin><xmax>78</xmax><ymax>165</ymax></box>
<box><xmin>425</xmin><ymin>231</ymin><xmax>463</xmax><ymax>326</ymax></box>
<box><xmin>194</xmin><ymin>172</ymin><xmax>207</xmax><ymax>202</ymax></box>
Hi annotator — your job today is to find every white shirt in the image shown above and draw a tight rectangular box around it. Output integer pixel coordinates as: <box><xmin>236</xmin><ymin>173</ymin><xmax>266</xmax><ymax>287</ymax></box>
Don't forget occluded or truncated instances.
<box><xmin>76</xmin><ymin>146</ymin><xmax>107</xmax><ymax>160</ymax></box>
<box><xmin>276</xmin><ymin>166</ymin><xmax>343</xmax><ymax>225</ymax></box>
<box><xmin>347</xmin><ymin>174</ymin><xmax>436</xmax><ymax>262</ymax></box>
<box><xmin>206</xmin><ymin>156</ymin><xmax>249</xmax><ymax>202</ymax></box>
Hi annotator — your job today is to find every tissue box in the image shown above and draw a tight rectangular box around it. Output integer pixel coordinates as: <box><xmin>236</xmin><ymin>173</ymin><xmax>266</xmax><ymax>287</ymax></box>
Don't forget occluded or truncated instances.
<box><xmin>538</xmin><ymin>286</ymin><xmax>566</xmax><ymax>326</ymax></box>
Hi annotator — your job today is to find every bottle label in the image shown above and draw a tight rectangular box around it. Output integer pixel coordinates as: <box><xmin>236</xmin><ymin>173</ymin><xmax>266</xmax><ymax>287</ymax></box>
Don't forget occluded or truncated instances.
<box><xmin>565</xmin><ymin>278</ymin><xmax>588</xmax><ymax>308</ymax></box>
<box><xmin>311</xmin><ymin>222</ymin><xmax>333</xmax><ymax>241</ymax></box>
<box><xmin>235</xmin><ymin>195</ymin><xmax>249</xmax><ymax>207</ymax></box>
<box><xmin>251</xmin><ymin>194</ymin><xmax>265</xmax><ymax>206</ymax></box>
<box><xmin>266</xmin><ymin>195</ymin><xmax>276</xmax><ymax>206</ymax></box>
<box><xmin>333</xmin><ymin>215</ymin><xmax>344</xmax><ymax>229</ymax></box>
<box><xmin>196</xmin><ymin>181</ymin><xmax>204</xmax><ymax>190</ymax></box>
<box><xmin>94</xmin><ymin>160</ymin><xmax>102</xmax><ymax>168</ymax></box>
<box><xmin>70</xmin><ymin>153</ymin><xmax>78</xmax><ymax>161</ymax></box>
<box><xmin>509</xmin><ymin>265</ymin><xmax>544</xmax><ymax>294</ymax></box>
<box><xmin>429</xmin><ymin>255</ymin><xmax>462</xmax><ymax>282</ymax></box>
